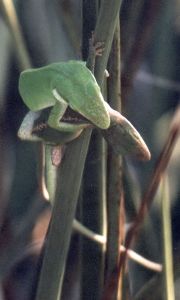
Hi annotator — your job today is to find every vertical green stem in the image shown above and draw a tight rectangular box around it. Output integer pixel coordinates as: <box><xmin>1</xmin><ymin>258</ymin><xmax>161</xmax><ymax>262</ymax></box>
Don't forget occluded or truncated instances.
<box><xmin>35</xmin><ymin>130</ymin><xmax>92</xmax><ymax>300</ymax></box>
<box><xmin>82</xmin><ymin>132</ymin><xmax>107</xmax><ymax>299</ymax></box>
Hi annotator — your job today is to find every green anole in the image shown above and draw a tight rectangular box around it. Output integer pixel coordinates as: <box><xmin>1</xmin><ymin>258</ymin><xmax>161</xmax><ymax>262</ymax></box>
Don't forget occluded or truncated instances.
<box><xmin>18</xmin><ymin>60</ymin><xmax>151</xmax><ymax>161</ymax></box>
<box><xmin>18</xmin><ymin>60</ymin><xmax>110</xmax><ymax>142</ymax></box>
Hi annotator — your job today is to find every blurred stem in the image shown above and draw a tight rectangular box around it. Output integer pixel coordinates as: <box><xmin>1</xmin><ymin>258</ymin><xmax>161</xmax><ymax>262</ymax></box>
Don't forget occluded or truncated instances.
<box><xmin>105</xmin><ymin>18</ymin><xmax>124</xmax><ymax>300</ymax></box>
<box><xmin>59</xmin><ymin>1</ymin><xmax>81</xmax><ymax>54</ymax></box>
<box><xmin>134</xmin><ymin>274</ymin><xmax>162</xmax><ymax>300</ymax></box>
<box><xmin>121</xmin><ymin>1</ymin><xmax>162</xmax><ymax>100</ymax></box>
<box><xmin>161</xmin><ymin>176</ymin><xmax>175</xmax><ymax>300</ymax></box>
<box><xmin>0</xmin><ymin>0</ymin><xmax>32</xmax><ymax>69</ymax></box>
<box><xmin>0</xmin><ymin>0</ymin><xmax>32</xmax><ymax>225</ymax></box>
<box><xmin>1</xmin><ymin>0</ymin><xmax>50</xmax><ymax>204</ymax></box>
<box><xmin>1</xmin><ymin>0</ymin><xmax>51</xmax><ymax>200</ymax></box>
<box><xmin>0</xmin><ymin>199</ymin><xmax>45</xmax><ymax>279</ymax></box>
<box><xmin>0</xmin><ymin>119</ymin><xmax>7</xmax><ymax>228</ymax></box>
<box><xmin>121</xmin><ymin>0</ymin><xmax>144</xmax><ymax>60</ymax></box>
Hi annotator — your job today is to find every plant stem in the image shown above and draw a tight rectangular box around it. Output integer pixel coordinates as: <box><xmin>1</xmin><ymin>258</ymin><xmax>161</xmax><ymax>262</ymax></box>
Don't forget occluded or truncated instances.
<box><xmin>35</xmin><ymin>130</ymin><xmax>92</xmax><ymax>300</ymax></box>
<box><xmin>0</xmin><ymin>0</ymin><xmax>32</xmax><ymax>69</ymax></box>
<box><xmin>161</xmin><ymin>176</ymin><xmax>175</xmax><ymax>300</ymax></box>
<box><xmin>121</xmin><ymin>0</ymin><xmax>144</xmax><ymax>61</ymax></box>
<box><xmin>82</xmin><ymin>133</ymin><xmax>107</xmax><ymax>299</ymax></box>
<box><xmin>105</xmin><ymin>18</ymin><xmax>124</xmax><ymax>300</ymax></box>
<box><xmin>82</xmin><ymin>2</ymin><xmax>107</xmax><ymax>298</ymax></box>
<box><xmin>134</xmin><ymin>274</ymin><xmax>162</xmax><ymax>300</ymax></box>
<box><xmin>93</xmin><ymin>0</ymin><xmax>123</xmax><ymax>85</ymax></box>
<box><xmin>121</xmin><ymin>0</ymin><xmax>163</xmax><ymax>100</ymax></box>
